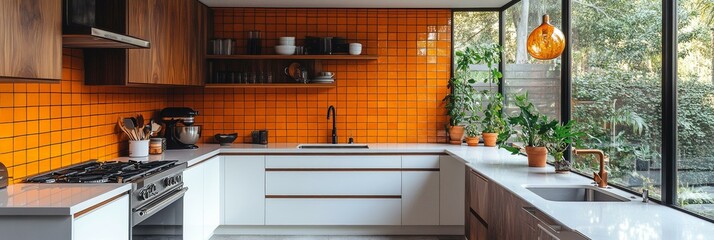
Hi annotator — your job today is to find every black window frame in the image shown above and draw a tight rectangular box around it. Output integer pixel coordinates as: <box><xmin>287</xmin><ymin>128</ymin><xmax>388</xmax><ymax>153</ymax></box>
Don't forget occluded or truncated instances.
<box><xmin>450</xmin><ymin>0</ymin><xmax>714</xmax><ymax>223</ymax></box>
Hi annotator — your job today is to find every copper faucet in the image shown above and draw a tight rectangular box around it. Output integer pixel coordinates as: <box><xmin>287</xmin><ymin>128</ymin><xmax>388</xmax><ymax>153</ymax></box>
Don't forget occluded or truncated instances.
<box><xmin>572</xmin><ymin>148</ymin><xmax>609</xmax><ymax>188</ymax></box>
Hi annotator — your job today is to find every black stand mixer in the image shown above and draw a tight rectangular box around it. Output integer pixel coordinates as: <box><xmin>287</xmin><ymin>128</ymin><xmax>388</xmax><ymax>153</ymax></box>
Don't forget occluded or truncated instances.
<box><xmin>160</xmin><ymin>107</ymin><xmax>201</xmax><ymax>149</ymax></box>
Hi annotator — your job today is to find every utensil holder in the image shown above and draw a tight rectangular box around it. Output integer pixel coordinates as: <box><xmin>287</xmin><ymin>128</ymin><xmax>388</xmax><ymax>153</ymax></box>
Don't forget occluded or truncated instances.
<box><xmin>129</xmin><ymin>140</ymin><xmax>150</xmax><ymax>157</ymax></box>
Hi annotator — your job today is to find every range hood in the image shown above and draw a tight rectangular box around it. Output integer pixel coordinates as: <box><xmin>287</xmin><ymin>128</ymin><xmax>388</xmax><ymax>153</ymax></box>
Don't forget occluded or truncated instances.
<box><xmin>62</xmin><ymin>0</ymin><xmax>150</xmax><ymax>49</ymax></box>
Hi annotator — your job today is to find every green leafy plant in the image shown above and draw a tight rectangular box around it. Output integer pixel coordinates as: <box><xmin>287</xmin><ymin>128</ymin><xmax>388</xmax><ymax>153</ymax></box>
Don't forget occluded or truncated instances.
<box><xmin>500</xmin><ymin>93</ymin><xmax>558</xmax><ymax>155</ymax></box>
<box><xmin>465</xmin><ymin>124</ymin><xmax>480</xmax><ymax>137</ymax></box>
<box><xmin>444</xmin><ymin>47</ymin><xmax>481</xmax><ymax>126</ymax></box>
<box><xmin>470</xmin><ymin>44</ymin><xmax>503</xmax><ymax>84</ymax></box>
<box><xmin>481</xmin><ymin>92</ymin><xmax>506</xmax><ymax>134</ymax></box>
<box><xmin>545</xmin><ymin>121</ymin><xmax>585</xmax><ymax>162</ymax></box>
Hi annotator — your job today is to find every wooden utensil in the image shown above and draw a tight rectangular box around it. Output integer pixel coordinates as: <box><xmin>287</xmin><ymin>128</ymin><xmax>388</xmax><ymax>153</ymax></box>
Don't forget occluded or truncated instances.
<box><xmin>123</xmin><ymin>118</ymin><xmax>138</xmax><ymax>140</ymax></box>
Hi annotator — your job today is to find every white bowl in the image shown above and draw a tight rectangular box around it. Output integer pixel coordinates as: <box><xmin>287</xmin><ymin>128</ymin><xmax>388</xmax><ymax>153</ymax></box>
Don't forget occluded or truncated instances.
<box><xmin>349</xmin><ymin>43</ymin><xmax>362</xmax><ymax>55</ymax></box>
<box><xmin>349</xmin><ymin>48</ymin><xmax>362</xmax><ymax>55</ymax></box>
<box><xmin>279</xmin><ymin>37</ymin><xmax>296</xmax><ymax>46</ymax></box>
<box><xmin>275</xmin><ymin>45</ymin><xmax>296</xmax><ymax>55</ymax></box>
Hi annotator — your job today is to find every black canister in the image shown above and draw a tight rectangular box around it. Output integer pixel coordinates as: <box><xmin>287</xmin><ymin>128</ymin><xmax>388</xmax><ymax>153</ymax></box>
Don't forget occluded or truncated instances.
<box><xmin>251</xmin><ymin>130</ymin><xmax>268</xmax><ymax>144</ymax></box>
<box><xmin>247</xmin><ymin>31</ymin><xmax>263</xmax><ymax>55</ymax></box>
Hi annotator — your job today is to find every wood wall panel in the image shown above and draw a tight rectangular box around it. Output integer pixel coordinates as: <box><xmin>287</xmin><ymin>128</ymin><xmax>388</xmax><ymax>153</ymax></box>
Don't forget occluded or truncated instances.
<box><xmin>127</xmin><ymin>0</ymin><xmax>151</xmax><ymax>84</ymax></box>
<box><xmin>0</xmin><ymin>0</ymin><xmax>61</xmax><ymax>81</ymax></box>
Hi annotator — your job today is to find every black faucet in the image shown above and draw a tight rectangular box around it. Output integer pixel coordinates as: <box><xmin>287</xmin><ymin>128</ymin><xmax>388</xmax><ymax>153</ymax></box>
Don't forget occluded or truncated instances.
<box><xmin>327</xmin><ymin>105</ymin><xmax>337</xmax><ymax>144</ymax></box>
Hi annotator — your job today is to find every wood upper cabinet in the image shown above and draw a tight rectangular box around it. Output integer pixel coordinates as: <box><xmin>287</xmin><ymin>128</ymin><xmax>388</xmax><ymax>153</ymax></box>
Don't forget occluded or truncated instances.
<box><xmin>0</xmin><ymin>0</ymin><xmax>61</xmax><ymax>81</ymax></box>
<box><xmin>86</xmin><ymin>0</ymin><xmax>207</xmax><ymax>86</ymax></box>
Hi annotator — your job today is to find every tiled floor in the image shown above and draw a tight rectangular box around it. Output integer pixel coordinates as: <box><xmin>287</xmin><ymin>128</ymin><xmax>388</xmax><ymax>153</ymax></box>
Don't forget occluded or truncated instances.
<box><xmin>209</xmin><ymin>236</ymin><xmax>463</xmax><ymax>240</ymax></box>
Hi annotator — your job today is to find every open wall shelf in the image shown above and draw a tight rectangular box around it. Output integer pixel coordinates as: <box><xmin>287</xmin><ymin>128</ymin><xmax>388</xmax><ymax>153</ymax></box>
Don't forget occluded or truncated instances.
<box><xmin>204</xmin><ymin>83</ymin><xmax>336</xmax><ymax>88</ymax></box>
<box><xmin>205</xmin><ymin>55</ymin><xmax>378</xmax><ymax>60</ymax></box>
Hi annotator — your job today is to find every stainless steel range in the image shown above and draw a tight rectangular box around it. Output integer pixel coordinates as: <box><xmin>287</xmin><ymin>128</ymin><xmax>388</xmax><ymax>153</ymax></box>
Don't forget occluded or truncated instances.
<box><xmin>25</xmin><ymin>160</ymin><xmax>187</xmax><ymax>239</ymax></box>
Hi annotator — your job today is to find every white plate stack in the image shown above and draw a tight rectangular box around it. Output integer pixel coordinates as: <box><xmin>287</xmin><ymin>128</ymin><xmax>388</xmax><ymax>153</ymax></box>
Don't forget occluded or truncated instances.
<box><xmin>313</xmin><ymin>72</ymin><xmax>335</xmax><ymax>84</ymax></box>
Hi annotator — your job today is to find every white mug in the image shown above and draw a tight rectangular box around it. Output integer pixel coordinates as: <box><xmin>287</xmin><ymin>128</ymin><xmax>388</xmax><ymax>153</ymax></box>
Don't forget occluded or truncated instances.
<box><xmin>321</xmin><ymin>72</ymin><xmax>335</xmax><ymax>78</ymax></box>
<box><xmin>349</xmin><ymin>43</ymin><xmax>362</xmax><ymax>55</ymax></box>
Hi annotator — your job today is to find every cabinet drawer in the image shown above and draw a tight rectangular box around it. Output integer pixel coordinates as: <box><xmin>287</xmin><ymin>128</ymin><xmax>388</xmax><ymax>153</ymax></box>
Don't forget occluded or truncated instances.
<box><xmin>265</xmin><ymin>155</ymin><xmax>401</xmax><ymax>169</ymax></box>
<box><xmin>468</xmin><ymin>211</ymin><xmax>488</xmax><ymax>240</ymax></box>
<box><xmin>469</xmin><ymin>169</ymin><xmax>489</xmax><ymax>223</ymax></box>
<box><xmin>402</xmin><ymin>155</ymin><xmax>441</xmax><ymax>169</ymax></box>
<box><xmin>265</xmin><ymin>198</ymin><xmax>401</xmax><ymax>225</ymax></box>
<box><xmin>266</xmin><ymin>171</ymin><xmax>401</xmax><ymax>195</ymax></box>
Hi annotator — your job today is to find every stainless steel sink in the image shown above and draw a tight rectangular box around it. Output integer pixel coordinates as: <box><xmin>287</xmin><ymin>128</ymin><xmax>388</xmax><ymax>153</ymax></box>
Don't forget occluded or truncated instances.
<box><xmin>526</xmin><ymin>185</ymin><xmax>630</xmax><ymax>202</ymax></box>
<box><xmin>297</xmin><ymin>144</ymin><xmax>369</xmax><ymax>149</ymax></box>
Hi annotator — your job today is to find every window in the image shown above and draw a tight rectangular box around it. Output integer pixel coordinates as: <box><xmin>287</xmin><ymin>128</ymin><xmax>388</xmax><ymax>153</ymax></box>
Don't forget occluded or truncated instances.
<box><xmin>676</xmin><ymin>0</ymin><xmax>714</xmax><ymax>219</ymax></box>
<box><xmin>571</xmin><ymin>1</ymin><xmax>663</xmax><ymax>198</ymax></box>
<box><xmin>451</xmin><ymin>0</ymin><xmax>714</xmax><ymax>222</ymax></box>
<box><xmin>503</xmin><ymin>1</ymin><xmax>562</xmax><ymax>121</ymax></box>
<box><xmin>452</xmin><ymin>11</ymin><xmax>500</xmax><ymax>94</ymax></box>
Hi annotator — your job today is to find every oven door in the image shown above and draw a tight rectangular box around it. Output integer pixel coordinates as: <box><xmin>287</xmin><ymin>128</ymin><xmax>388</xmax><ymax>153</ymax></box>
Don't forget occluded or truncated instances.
<box><xmin>132</xmin><ymin>186</ymin><xmax>188</xmax><ymax>240</ymax></box>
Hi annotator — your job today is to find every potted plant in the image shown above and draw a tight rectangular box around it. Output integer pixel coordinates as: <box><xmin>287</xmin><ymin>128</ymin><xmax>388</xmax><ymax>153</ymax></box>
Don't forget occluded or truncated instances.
<box><xmin>444</xmin><ymin>48</ymin><xmax>480</xmax><ymax>144</ymax></box>
<box><xmin>469</xmin><ymin>44</ymin><xmax>504</xmax><ymax>147</ymax></box>
<box><xmin>545</xmin><ymin>121</ymin><xmax>584</xmax><ymax>173</ymax></box>
<box><xmin>500</xmin><ymin>93</ymin><xmax>558</xmax><ymax>167</ymax></box>
<box><xmin>481</xmin><ymin>93</ymin><xmax>506</xmax><ymax>147</ymax></box>
<box><xmin>464</xmin><ymin>124</ymin><xmax>480</xmax><ymax>146</ymax></box>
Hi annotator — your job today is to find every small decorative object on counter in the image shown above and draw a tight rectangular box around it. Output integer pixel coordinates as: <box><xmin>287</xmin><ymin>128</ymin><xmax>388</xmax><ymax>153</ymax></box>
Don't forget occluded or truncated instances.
<box><xmin>149</xmin><ymin>138</ymin><xmax>166</xmax><ymax>155</ymax></box>
<box><xmin>251</xmin><ymin>130</ymin><xmax>268</xmax><ymax>144</ymax></box>
<box><xmin>215</xmin><ymin>133</ymin><xmax>238</xmax><ymax>146</ymax></box>
<box><xmin>464</xmin><ymin>125</ymin><xmax>480</xmax><ymax>147</ymax></box>
<box><xmin>0</xmin><ymin>162</ymin><xmax>9</xmax><ymax>189</ymax></box>
<box><xmin>349</xmin><ymin>43</ymin><xmax>362</xmax><ymax>55</ymax></box>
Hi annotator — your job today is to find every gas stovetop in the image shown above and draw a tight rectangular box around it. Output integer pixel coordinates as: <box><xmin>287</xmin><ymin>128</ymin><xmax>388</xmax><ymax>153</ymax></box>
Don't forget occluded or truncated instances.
<box><xmin>25</xmin><ymin>160</ymin><xmax>179</xmax><ymax>184</ymax></box>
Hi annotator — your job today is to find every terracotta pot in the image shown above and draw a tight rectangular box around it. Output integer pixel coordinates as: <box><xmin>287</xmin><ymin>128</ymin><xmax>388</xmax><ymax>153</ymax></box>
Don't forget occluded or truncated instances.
<box><xmin>525</xmin><ymin>146</ymin><xmax>548</xmax><ymax>167</ymax></box>
<box><xmin>448</xmin><ymin>126</ymin><xmax>465</xmax><ymax>145</ymax></box>
<box><xmin>465</xmin><ymin>136</ymin><xmax>480</xmax><ymax>146</ymax></box>
<box><xmin>482</xmin><ymin>132</ymin><xmax>498</xmax><ymax>147</ymax></box>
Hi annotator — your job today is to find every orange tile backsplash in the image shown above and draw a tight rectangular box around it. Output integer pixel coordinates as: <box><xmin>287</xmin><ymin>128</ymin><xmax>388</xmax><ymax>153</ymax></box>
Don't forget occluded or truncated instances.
<box><xmin>0</xmin><ymin>49</ymin><xmax>168</xmax><ymax>182</ymax></box>
<box><xmin>3</xmin><ymin>8</ymin><xmax>453</xmax><ymax>182</ymax></box>
<box><xmin>171</xmin><ymin>8</ymin><xmax>452</xmax><ymax>144</ymax></box>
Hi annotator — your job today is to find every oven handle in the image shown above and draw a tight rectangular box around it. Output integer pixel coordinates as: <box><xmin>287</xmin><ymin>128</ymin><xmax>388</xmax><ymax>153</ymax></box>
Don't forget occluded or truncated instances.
<box><xmin>135</xmin><ymin>187</ymin><xmax>188</xmax><ymax>217</ymax></box>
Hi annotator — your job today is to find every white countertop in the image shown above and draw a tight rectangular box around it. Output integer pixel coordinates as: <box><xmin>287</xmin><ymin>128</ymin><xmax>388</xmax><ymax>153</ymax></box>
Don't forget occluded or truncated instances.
<box><xmin>0</xmin><ymin>183</ymin><xmax>131</xmax><ymax>216</ymax></box>
<box><xmin>450</xmin><ymin>146</ymin><xmax>714</xmax><ymax>240</ymax></box>
<box><xmin>1</xmin><ymin>143</ymin><xmax>712</xmax><ymax>239</ymax></box>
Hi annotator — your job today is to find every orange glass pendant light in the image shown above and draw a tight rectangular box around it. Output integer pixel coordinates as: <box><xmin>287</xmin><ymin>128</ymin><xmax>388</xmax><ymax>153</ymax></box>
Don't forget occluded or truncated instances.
<box><xmin>527</xmin><ymin>15</ymin><xmax>566</xmax><ymax>60</ymax></box>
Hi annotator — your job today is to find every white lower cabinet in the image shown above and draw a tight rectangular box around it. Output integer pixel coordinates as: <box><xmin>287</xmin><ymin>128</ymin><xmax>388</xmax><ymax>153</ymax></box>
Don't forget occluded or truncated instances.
<box><xmin>203</xmin><ymin>157</ymin><xmax>220</xmax><ymax>239</ymax></box>
<box><xmin>183</xmin><ymin>156</ymin><xmax>221</xmax><ymax>240</ymax></box>
<box><xmin>402</xmin><ymin>171</ymin><xmax>440</xmax><ymax>225</ymax></box>
<box><xmin>223</xmin><ymin>155</ymin><xmax>266</xmax><ymax>225</ymax></box>
<box><xmin>73</xmin><ymin>194</ymin><xmax>129</xmax><ymax>240</ymax></box>
<box><xmin>439</xmin><ymin>155</ymin><xmax>465</xmax><ymax>225</ymax></box>
<box><xmin>265</xmin><ymin>198</ymin><xmax>402</xmax><ymax>225</ymax></box>
<box><xmin>266</xmin><ymin>171</ymin><xmax>401</xmax><ymax>195</ymax></box>
<box><xmin>219</xmin><ymin>154</ymin><xmax>464</xmax><ymax>230</ymax></box>
<box><xmin>183</xmin><ymin>160</ymin><xmax>205</xmax><ymax>240</ymax></box>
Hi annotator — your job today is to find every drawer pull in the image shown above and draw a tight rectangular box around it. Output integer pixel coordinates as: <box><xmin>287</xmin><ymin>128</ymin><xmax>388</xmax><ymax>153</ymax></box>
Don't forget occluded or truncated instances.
<box><xmin>523</xmin><ymin>207</ymin><xmax>563</xmax><ymax>233</ymax></box>
<box><xmin>266</xmin><ymin>195</ymin><xmax>401</xmax><ymax>199</ymax></box>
